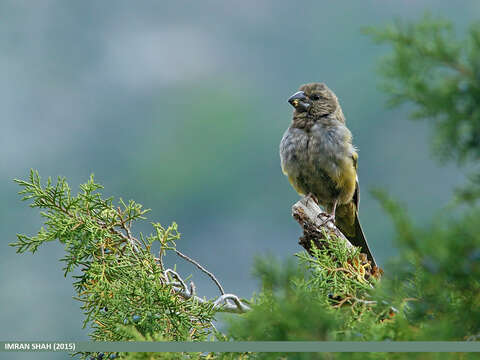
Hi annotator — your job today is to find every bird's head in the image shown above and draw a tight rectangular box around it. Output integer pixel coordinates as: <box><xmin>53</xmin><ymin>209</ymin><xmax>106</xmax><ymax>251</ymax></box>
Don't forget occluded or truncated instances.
<box><xmin>288</xmin><ymin>82</ymin><xmax>341</xmax><ymax>119</ymax></box>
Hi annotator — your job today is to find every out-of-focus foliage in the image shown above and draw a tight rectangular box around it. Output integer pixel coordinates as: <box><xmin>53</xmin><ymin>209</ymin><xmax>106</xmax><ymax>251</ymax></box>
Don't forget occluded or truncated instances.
<box><xmin>373</xmin><ymin>191</ymin><xmax>480</xmax><ymax>342</ymax></box>
<box><xmin>364</xmin><ymin>14</ymin><xmax>480</xmax><ymax>203</ymax></box>
<box><xmin>225</xmin><ymin>243</ymin><xmax>382</xmax><ymax>344</ymax></box>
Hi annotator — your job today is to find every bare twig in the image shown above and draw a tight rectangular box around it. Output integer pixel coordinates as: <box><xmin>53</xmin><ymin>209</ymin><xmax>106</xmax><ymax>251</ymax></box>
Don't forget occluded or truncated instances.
<box><xmin>352</xmin><ymin>297</ymin><xmax>378</xmax><ymax>306</ymax></box>
<box><xmin>164</xmin><ymin>269</ymin><xmax>188</xmax><ymax>291</ymax></box>
<box><xmin>48</xmin><ymin>194</ymin><xmax>142</xmax><ymax>254</ymax></box>
<box><xmin>213</xmin><ymin>294</ymin><xmax>251</xmax><ymax>313</ymax></box>
<box><xmin>189</xmin><ymin>281</ymin><xmax>196</xmax><ymax>297</ymax></box>
<box><xmin>333</xmin><ymin>296</ymin><xmax>353</xmax><ymax>308</ymax></box>
<box><xmin>164</xmin><ymin>269</ymin><xmax>249</xmax><ymax>314</ymax></box>
<box><xmin>115</xmin><ymin>208</ymin><xmax>142</xmax><ymax>252</ymax></box>
<box><xmin>157</xmin><ymin>248</ymin><xmax>165</xmax><ymax>271</ymax></box>
<box><xmin>174</xmin><ymin>249</ymin><xmax>225</xmax><ymax>295</ymax></box>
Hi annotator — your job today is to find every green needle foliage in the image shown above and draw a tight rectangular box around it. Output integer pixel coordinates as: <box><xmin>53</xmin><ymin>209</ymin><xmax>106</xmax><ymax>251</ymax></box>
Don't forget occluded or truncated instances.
<box><xmin>225</xmin><ymin>245</ymin><xmax>385</xmax><ymax>344</ymax></box>
<box><xmin>364</xmin><ymin>14</ymin><xmax>480</xmax><ymax>203</ymax></box>
<box><xmin>12</xmin><ymin>170</ymin><xmax>219</xmax><ymax>359</ymax></box>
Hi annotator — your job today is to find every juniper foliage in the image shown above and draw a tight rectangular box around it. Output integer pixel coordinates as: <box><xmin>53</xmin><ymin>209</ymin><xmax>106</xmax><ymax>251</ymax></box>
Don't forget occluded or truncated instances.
<box><xmin>364</xmin><ymin>14</ymin><xmax>480</xmax><ymax>203</ymax></box>
<box><xmin>12</xmin><ymin>170</ymin><xmax>219</xmax><ymax>359</ymax></box>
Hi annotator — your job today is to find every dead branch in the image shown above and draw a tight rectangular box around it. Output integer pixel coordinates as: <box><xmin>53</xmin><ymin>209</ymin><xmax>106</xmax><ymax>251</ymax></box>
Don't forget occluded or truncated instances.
<box><xmin>164</xmin><ymin>269</ymin><xmax>250</xmax><ymax>314</ymax></box>
<box><xmin>292</xmin><ymin>195</ymin><xmax>355</xmax><ymax>254</ymax></box>
<box><xmin>292</xmin><ymin>194</ymin><xmax>383</xmax><ymax>282</ymax></box>
<box><xmin>174</xmin><ymin>249</ymin><xmax>225</xmax><ymax>295</ymax></box>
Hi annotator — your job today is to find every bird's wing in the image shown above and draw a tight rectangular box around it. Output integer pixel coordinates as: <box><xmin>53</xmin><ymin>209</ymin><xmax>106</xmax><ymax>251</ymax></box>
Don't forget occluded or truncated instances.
<box><xmin>348</xmin><ymin>154</ymin><xmax>377</xmax><ymax>266</ymax></box>
<box><xmin>353</xmin><ymin>177</ymin><xmax>360</xmax><ymax>212</ymax></box>
<box><xmin>351</xmin><ymin>212</ymin><xmax>377</xmax><ymax>267</ymax></box>
<box><xmin>351</xmin><ymin>152</ymin><xmax>360</xmax><ymax>212</ymax></box>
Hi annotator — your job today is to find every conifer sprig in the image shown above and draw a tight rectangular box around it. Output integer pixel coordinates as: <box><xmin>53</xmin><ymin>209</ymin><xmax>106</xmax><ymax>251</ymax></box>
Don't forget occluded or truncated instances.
<box><xmin>11</xmin><ymin>170</ymin><xmax>248</xmax><ymax>349</ymax></box>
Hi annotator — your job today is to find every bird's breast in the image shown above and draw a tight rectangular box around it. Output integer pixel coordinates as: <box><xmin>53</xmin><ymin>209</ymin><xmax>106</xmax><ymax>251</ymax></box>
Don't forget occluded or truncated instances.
<box><xmin>280</xmin><ymin>124</ymin><xmax>356</xmax><ymax>205</ymax></box>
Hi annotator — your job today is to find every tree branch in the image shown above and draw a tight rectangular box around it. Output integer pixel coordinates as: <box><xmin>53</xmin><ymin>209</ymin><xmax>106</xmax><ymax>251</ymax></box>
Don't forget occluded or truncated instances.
<box><xmin>292</xmin><ymin>195</ymin><xmax>382</xmax><ymax>284</ymax></box>
<box><xmin>292</xmin><ymin>195</ymin><xmax>355</xmax><ymax>254</ymax></box>
<box><xmin>174</xmin><ymin>249</ymin><xmax>225</xmax><ymax>295</ymax></box>
<box><xmin>164</xmin><ymin>269</ymin><xmax>250</xmax><ymax>314</ymax></box>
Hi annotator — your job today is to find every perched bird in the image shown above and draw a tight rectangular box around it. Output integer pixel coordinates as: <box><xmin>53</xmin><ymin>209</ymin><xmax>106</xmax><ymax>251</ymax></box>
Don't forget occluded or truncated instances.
<box><xmin>279</xmin><ymin>82</ymin><xmax>376</xmax><ymax>266</ymax></box>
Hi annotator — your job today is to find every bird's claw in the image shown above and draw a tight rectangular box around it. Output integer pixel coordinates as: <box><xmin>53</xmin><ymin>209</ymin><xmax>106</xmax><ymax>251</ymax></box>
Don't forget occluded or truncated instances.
<box><xmin>317</xmin><ymin>212</ymin><xmax>335</xmax><ymax>226</ymax></box>
<box><xmin>305</xmin><ymin>193</ymin><xmax>319</xmax><ymax>206</ymax></box>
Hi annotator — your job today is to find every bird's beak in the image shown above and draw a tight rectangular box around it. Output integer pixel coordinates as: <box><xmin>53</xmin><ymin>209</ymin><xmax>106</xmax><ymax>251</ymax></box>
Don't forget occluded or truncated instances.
<box><xmin>288</xmin><ymin>91</ymin><xmax>310</xmax><ymax>112</ymax></box>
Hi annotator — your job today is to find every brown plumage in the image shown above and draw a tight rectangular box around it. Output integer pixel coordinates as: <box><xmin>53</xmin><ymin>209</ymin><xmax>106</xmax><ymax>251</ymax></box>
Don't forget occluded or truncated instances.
<box><xmin>279</xmin><ymin>82</ymin><xmax>376</xmax><ymax>266</ymax></box>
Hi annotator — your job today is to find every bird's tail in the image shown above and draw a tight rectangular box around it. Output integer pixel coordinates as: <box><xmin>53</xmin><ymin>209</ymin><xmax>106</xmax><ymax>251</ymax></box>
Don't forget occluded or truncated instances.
<box><xmin>348</xmin><ymin>214</ymin><xmax>377</xmax><ymax>267</ymax></box>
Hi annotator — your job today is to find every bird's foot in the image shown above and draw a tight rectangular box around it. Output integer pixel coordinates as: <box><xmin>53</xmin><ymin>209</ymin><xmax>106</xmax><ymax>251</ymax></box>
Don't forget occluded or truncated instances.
<box><xmin>317</xmin><ymin>212</ymin><xmax>335</xmax><ymax>227</ymax></box>
<box><xmin>305</xmin><ymin>193</ymin><xmax>319</xmax><ymax>206</ymax></box>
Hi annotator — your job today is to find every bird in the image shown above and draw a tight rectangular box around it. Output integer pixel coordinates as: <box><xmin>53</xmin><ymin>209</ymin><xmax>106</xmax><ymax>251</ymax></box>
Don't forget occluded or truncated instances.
<box><xmin>279</xmin><ymin>82</ymin><xmax>376</xmax><ymax>267</ymax></box>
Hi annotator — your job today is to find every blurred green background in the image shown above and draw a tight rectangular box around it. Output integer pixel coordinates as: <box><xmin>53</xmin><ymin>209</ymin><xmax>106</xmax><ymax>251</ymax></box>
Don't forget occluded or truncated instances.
<box><xmin>1</xmin><ymin>1</ymin><xmax>478</xmax><ymax>358</ymax></box>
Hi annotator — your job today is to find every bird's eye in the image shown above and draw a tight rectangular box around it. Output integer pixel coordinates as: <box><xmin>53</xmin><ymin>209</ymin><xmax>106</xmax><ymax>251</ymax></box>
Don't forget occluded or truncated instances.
<box><xmin>311</xmin><ymin>94</ymin><xmax>320</xmax><ymax>100</ymax></box>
